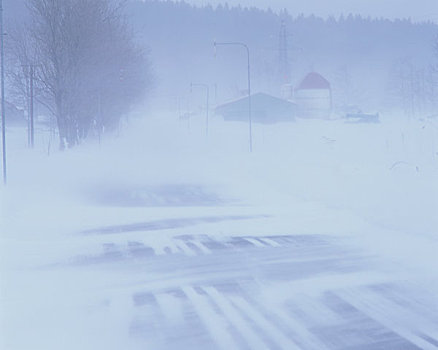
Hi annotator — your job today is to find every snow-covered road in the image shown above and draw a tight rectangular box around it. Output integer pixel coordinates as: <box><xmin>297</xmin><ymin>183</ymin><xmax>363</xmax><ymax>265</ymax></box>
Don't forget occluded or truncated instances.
<box><xmin>2</xmin><ymin>117</ymin><xmax>438</xmax><ymax>349</ymax></box>
<box><xmin>5</xmin><ymin>219</ymin><xmax>437</xmax><ymax>350</ymax></box>
<box><xmin>77</xmin><ymin>229</ymin><xmax>438</xmax><ymax>349</ymax></box>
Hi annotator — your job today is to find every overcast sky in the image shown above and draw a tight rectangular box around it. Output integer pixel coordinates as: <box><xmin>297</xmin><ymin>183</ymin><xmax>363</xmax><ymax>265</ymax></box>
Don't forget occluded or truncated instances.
<box><xmin>184</xmin><ymin>0</ymin><xmax>437</xmax><ymax>22</ymax></box>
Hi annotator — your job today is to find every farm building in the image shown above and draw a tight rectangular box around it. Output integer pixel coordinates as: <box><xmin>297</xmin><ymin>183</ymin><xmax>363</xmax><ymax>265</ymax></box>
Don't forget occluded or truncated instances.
<box><xmin>295</xmin><ymin>72</ymin><xmax>332</xmax><ymax>119</ymax></box>
<box><xmin>215</xmin><ymin>92</ymin><xmax>296</xmax><ymax>123</ymax></box>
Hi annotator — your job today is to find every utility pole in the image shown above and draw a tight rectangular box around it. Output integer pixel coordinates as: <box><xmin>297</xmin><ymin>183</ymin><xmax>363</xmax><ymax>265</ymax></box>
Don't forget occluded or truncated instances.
<box><xmin>30</xmin><ymin>65</ymin><xmax>34</xmax><ymax>148</ymax></box>
<box><xmin>97</xmin><ymin>90</ymin><xmax>102</xmax><ymax>145</ymax></box>
<box><xmin>214</xmin><ymin>41</ymin><xmax>252</xmax><ymax>152</ymax></box>
<box><xmin>1</xmin><ymin>0</ymin><xmax>6</xmax><ymax>184</ymax></box>
<box><xmin>190</xmin><ymin>83</ymin><xmax>209</xmax><ymax>136</ymax></box>
<box><xmin>22</xmin><ymin>64</ymin><xmax>37</xmax><ymax>148</ymax></box>
<box><xmin>279</xmin><ymin>20</ymin><xmax>290</xmax><ymax>83</ymax></box>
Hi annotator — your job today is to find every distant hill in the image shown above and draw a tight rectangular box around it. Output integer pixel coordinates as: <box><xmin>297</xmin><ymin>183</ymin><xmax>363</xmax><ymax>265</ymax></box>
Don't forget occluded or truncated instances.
<box><xmin>3</xmin><ymin>0</ymin><xmax>437</xmax><ymax>114</ymax></box>
<box><xmin>126</xmin><ymin>0</ymin><xmax>438</xmax><ymax>113</ymax></box>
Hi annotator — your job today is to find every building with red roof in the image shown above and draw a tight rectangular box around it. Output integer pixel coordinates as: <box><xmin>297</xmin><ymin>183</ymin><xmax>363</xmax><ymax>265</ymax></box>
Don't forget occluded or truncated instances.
<box><xmin>295</xmin><ymin>72</ymin><xmax>332</xmax><ymax>119</ymax></box>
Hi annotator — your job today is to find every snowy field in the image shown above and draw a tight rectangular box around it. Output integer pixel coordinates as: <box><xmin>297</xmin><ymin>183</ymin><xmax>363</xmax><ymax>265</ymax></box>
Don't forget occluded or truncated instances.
<box><xmin>1</xmin><ymin>112</ymin><xmax>438</xmax><ymax>349</ymax></box>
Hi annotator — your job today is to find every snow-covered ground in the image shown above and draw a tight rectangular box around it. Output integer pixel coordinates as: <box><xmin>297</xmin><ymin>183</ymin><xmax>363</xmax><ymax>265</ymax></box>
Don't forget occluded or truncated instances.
<box><xmin>1</xmin><ymin>112</ymin><xmax>438</xmax><ymax>349</ymax></box>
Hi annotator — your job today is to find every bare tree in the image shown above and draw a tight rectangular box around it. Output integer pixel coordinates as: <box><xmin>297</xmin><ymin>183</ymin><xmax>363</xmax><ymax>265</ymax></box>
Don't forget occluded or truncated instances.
<box><xmin>6</xmin><ymin>26</ymin><xmax>35</xmax><ymax>117</ymax></box>
<box><xmin>8</xmin><ymin>0</ymin><xmax>150</xmax><ymax>148</ymax></box>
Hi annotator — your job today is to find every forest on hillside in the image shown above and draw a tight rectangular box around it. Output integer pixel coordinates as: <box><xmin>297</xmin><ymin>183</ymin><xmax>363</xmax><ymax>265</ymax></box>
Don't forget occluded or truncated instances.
<box><xmin>3</xmin><ymin>0</ymin><xmax>438</xmax><ymax>116</ymax></box>
<box><xmin>127</xmin><ymin>0</ymin><xmax>438</xmax><ymax>116</ymax></box>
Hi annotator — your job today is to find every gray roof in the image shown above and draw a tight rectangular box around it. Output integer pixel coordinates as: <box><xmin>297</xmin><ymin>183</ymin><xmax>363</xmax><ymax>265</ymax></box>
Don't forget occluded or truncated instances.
<box><xmin>215</xmin><ymin>93</ymin><xmax>296</xmax><ymax>123</ymax></box>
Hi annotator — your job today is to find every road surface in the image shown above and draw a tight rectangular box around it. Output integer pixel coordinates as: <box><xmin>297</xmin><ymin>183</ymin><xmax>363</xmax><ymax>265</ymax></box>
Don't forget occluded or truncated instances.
<box><xmin>64</xmin><ymin>224</ymin><xmax>438</xmax><ymax>350</ymax></box>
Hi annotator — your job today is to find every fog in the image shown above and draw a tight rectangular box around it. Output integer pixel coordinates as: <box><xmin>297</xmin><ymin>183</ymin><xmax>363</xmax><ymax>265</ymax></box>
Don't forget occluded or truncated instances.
<box><xmin>1</xmin><ymin>1</ymin><xmax>438</xmax><ymax>350</ymax></box>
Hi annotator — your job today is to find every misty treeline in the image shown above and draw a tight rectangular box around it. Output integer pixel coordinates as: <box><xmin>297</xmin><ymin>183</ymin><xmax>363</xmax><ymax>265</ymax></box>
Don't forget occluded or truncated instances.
<box><xmin>127</xmin><ymin>0</ymin><xmax>438</xmax><ymax>115</ymax></box>
<box><xmin>7</xmin><ymin>0</ymin><xmax>151</xmax><ymax>148</ymax></box>
<box><xmin>388</xmin><ymin>58</ymin><xmax>438</xmax><ymax>118</ymax></box>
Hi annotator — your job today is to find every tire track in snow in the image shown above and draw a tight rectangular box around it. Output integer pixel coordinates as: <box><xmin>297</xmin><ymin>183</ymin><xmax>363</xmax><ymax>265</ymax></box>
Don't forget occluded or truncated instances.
<box><xmin>227</xmin><ymin>293</ymin><xmax>302</xmax><ymax>350</ymax></box>
<box><xmin>182</xmin><ymin>286</ymin><xmax>239</xmax><ymax>350</ymax></box>
<box><xmin>337</xmin><ymin>289</ymin><xmax>438</xmax><ymax>350</ymax></box>
<box><xmin>202</xmin><ymin>286</ymin><xmax>272</xmax><ymax>349</ymax></box>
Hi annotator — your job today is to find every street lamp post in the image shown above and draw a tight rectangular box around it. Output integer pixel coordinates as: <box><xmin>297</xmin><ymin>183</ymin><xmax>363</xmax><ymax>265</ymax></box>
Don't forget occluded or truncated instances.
<box><xmin>214</xmin><ymin>41</ymin><xmax>252</xmax><ymax>152</ymax></box>
<box><xmin>0</xmin><ymin>0</ymin><xmax>6</xmax><ymax>184</ymax></box>
<box><xmin>190</xmin><ymin>83</ymin><xmax>209</xmax><ymax>136</ymax></box>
